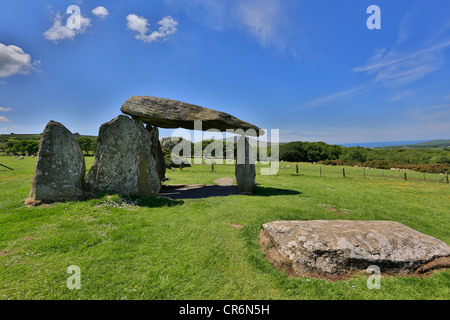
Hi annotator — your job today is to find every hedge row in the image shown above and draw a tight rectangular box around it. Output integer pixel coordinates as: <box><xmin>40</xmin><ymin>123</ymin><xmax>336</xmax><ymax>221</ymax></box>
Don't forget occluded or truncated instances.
<box><xmin>318</xmin><ymin>159</ymin><xmax>449</xmax><ymax>174</ymax></box>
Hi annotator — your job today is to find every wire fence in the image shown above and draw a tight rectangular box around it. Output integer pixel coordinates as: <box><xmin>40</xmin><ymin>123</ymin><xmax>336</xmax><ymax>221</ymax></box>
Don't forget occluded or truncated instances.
<box><xmin>196</xmin><ymin>159</ymin><xmax>449</xmax><ymax>184</ymax></box>
<box><xmin>277</xmin><ymin>163</ymin><xmax>449</xmax><ymax>184</ymax></box>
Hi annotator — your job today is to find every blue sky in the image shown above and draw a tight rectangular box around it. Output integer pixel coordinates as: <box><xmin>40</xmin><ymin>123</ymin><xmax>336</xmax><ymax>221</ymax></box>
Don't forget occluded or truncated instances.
<box><xmin>0</xmin><ymin>0</ymin><xmax>449</xmax><ymax>144</ymax></box>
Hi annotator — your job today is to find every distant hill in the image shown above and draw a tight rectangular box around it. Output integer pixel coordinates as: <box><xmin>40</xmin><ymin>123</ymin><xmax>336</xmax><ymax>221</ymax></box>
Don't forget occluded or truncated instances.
<box><xmin>0</xmin><ymin>133</ymin><xmax>41</xmax><ymax>141</ymax></box>
<box><xmin>0</xmin><ymin>133</ymin><xmax>97</xmax><ymax>143</ymax></box>
<box><xmin>341</xmin><ymin>140</ymin><xmax>428</xmax><ymax>148</ymax></box>
<box><xmin>377</xmin><ymin>139</ymin><xmax>450</xmax><ymax>149</ymax></box>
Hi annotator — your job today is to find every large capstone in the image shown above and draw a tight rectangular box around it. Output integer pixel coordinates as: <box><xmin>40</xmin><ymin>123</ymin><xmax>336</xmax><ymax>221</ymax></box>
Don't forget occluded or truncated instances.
<box><xmin>85</xmin><ymin>115</ymin><xmax>160</xmax><ymax>196</ymax></box>
<box><xmin>235</xmin><ymin>135</ymin><xmax>256</xmax><ymax>193</ymax></box>
<box><xmin>29</xmin><ymin>121</ymin><xmax>86</xmax><ymax>202</ymax></box>
<box><xmin>120</xmin><ymin>96</ymin><xmax>264</xmax><ymax>136</ymax></box>
<box><xmin>261</xmin><ymin>220</ymin><xmax>450</xmax><ymax>279</ymax></box>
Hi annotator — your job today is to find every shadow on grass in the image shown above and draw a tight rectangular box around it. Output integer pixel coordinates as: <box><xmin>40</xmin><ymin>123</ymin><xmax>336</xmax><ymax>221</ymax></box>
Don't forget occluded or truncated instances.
<box><xmin>159</xmin><ymin>185</ymin><xmax>241</xmax><ymax>200</ymax></box>
<box><xmin>158</xmin><ymin>184</ymin><xmax>302</xmax><ymax>199</ymax></box>
<box><xmin>92</xmin><ymin>190</ymin><xmax>184</xmax><ymax>208</ymax></box>
<box><xmin>253</xmin><ymin>186</ymin><xmax>302</xmax><ymax>197</ymax></box>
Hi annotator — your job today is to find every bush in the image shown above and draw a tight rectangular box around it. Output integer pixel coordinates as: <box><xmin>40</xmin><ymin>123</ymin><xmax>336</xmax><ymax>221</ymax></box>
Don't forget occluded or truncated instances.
<box><xmin>161</xmin><ymin>146</ymin><xmax>191</xmax><ymax>169</ymax></box>
<box><xmin>362</xmin><ymin>160</ymin><xmax>391</xmax><ymax>170</ymax></box>
<box><xmin>1</xmin><ymin>140</ymin><xmax>39</xmax><ymax>156</ymax></box>
<box><xmin>279</xmin><ymin>141</ymin><xmax>343</xmax><ymax>163</ymax></box>
<box><xmin>341</xmin><ymin>147</ymin><xmax>367</xmax><ymax>163</ymax></box>
<box><xmin>323</xmin><ymin>160</ymin><xmax>337</xmax><ymax>166</ymax></box>
<box><xmin>76</xmin><ymin>137</ymin><xmax>97</xmax><ymax>156</ymax></box>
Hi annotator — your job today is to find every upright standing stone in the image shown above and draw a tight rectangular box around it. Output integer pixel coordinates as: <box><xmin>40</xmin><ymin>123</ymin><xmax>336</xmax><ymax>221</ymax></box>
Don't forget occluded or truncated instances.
<box><xmin>85</xmin><ymin>115</ymin><xmax>160</xmax><ymax>196</ymax></box>
<box><xmin>235</xmin><ymin>135</ymin><xmax>256</xmax><ymax>193</ymax></box>
<box><xmin>29</xmin><ymin>121</ymin><xmax>86</xmax><ymax>202</ymax></box>
<box><xmin>146</xmin><ymin>125</ymin><xmax>166</xmax><ymax>182</ymax></box>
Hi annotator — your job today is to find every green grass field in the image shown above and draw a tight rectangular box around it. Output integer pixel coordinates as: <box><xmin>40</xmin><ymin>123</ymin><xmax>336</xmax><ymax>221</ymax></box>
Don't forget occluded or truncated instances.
<box><xmin>0</xmin><ymin>156</ymin><xmax>449</xmax><ymax>300</ymax></box>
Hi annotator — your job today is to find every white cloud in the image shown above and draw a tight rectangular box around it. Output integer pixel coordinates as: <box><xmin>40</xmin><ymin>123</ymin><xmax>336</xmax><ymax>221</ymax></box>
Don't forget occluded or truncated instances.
<box><xmin>391</xmin><ymin>90</ymin><xmax>412</xmax><ymax>101</ymax></box>
<box><xmin>92</xmin><ymin>6</ymin><xmax>109</xmax><ymax>18</ymax></box>
<box><xmin>412</xmin><ymin>104</ymin><xmax>450</xmax><ymax>120</ymax></box>
<box><xmin>236</xmin><ymin>0</ymin><xmax>284</xmax><ymax>48</ymax></box>
<box><xmin>43</xmin><ymin>12</ymin><xmax>91</xmax><ymax>42</ymax></box>
<box><xmin>0</xmin><ymin>43</ymin><xmax>35</xmax><ymax>78</ymax></box>
<box><xmin>126</xmin><ymin>14</ymin><xmax>149</xmax><ymax>35</ymax></box>
<box><xmin>353</xmin><ymin>18</ymin><xmax>450</xmax><ymax>87</ymax></box>
<box><xmin>165</xmin><ymin>0</ymin><xmax>294</xmax><ymax>52</ymax></box>
<box><xmin>126</xmin><ymin>14</ymin><xmax>178</xmax><ymax>43</ymax></box>
<box><xmin>0</xmin><ymin>107</ymin><xmax>12</xmax><ymax>112</ymax></box>
<box><xmin>303</xmin><ymin>85</ymin><xmax>368</xmax><ymax>109</ymax></box>
<box><xmin>0</xmin><ymin>116</ymin><xmax>10</xmax><ymax>122</ymax></box>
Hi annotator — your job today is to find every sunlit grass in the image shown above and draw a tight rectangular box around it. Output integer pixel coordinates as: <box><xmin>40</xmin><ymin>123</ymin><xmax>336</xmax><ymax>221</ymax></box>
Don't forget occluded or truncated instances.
<box><xmin>0</xmin><ymin>156</ymin><xmax>449</xmax><ymax>299</ymax></box>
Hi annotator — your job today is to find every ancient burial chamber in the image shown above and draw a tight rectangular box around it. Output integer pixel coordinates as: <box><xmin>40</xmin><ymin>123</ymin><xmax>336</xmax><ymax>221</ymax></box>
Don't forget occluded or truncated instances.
<box><xmin>121</xmin><ymin>95</ymin><xmax>263</xmax><ymax>193</ymax></box>
<box><xmin>27</xmin><ymin>95</ymin><xmax>263</xmax><ymax>203</ymax></box>
<box><xmin>261</xmin><ymin>220</ymin><xmax>450</xmax><ymax>280</ymax></box>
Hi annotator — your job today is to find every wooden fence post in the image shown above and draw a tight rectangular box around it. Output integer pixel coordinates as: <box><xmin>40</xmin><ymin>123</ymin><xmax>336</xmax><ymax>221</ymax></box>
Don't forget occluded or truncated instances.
<box><xmin>320</xmin><ymin>166</ymin><xmax>322</xmax><ymax>177</ymax></box>
<box><xmin>296</xmin><ymin>164</ymin><xmax>298</xmax><ymax>174</ymax></box>
<box><xmin>404</xmin><ymin>172</ymin><xmax>407</xmax><ymax>181</ymax></box>
<box><xmin>343</xmin><ymin>168</ymin><xmax>345</xmax><ymax>178</ymax></box>
<box><xmin>180</xmin><ymin>162</ymin><xmax>183</xmax><ymax>171</ymax></box>
<box><xmin>211</xmin><ymin>162</ymin><xmax>214</xmax><ymax>171</ymax></box>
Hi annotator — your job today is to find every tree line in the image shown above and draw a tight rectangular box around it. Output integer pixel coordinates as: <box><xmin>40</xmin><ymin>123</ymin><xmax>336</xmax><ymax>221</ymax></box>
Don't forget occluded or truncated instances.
<box><xmin>279</xmin><ymin>141</ymin><xmax>450</xmax><ymax>173</ymax></box>
<box><xmin>0</xmin><ymin>137</ymin><xmax>97</xmax><ymax>156</ymax></box>
<box><xmin>2</xmin><ymin>135</ymin><xmax>448</xmax><ymax>173</ymax></box>
<box><xmin>279</xmin><ymin>141</ymin><xmax>449</xmax><ymax>164</ymax></box>
<box><xmin>0</xmin><ymin>140</ymin><xmax>40</xmax><ymax>156</ymax></box>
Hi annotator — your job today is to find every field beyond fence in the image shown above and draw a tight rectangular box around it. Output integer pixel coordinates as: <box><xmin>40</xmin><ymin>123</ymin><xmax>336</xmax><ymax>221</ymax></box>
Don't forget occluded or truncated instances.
<box><xmin>274</xmin><ymin>162</ymin><xmax>449</xmax><ymax>184</ymax></box>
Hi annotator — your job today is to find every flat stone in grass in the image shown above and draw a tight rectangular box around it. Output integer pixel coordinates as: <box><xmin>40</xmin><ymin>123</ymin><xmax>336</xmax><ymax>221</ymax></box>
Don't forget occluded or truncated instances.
<box><xmin>214</xmin><ymin>177</ymin><xmax>235</xmax><ymax>186</ymax></box>
<box><xmin>261</xmin><ymin>220</ymin><xmax>450</xmax><ymax>280</ymax></box>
